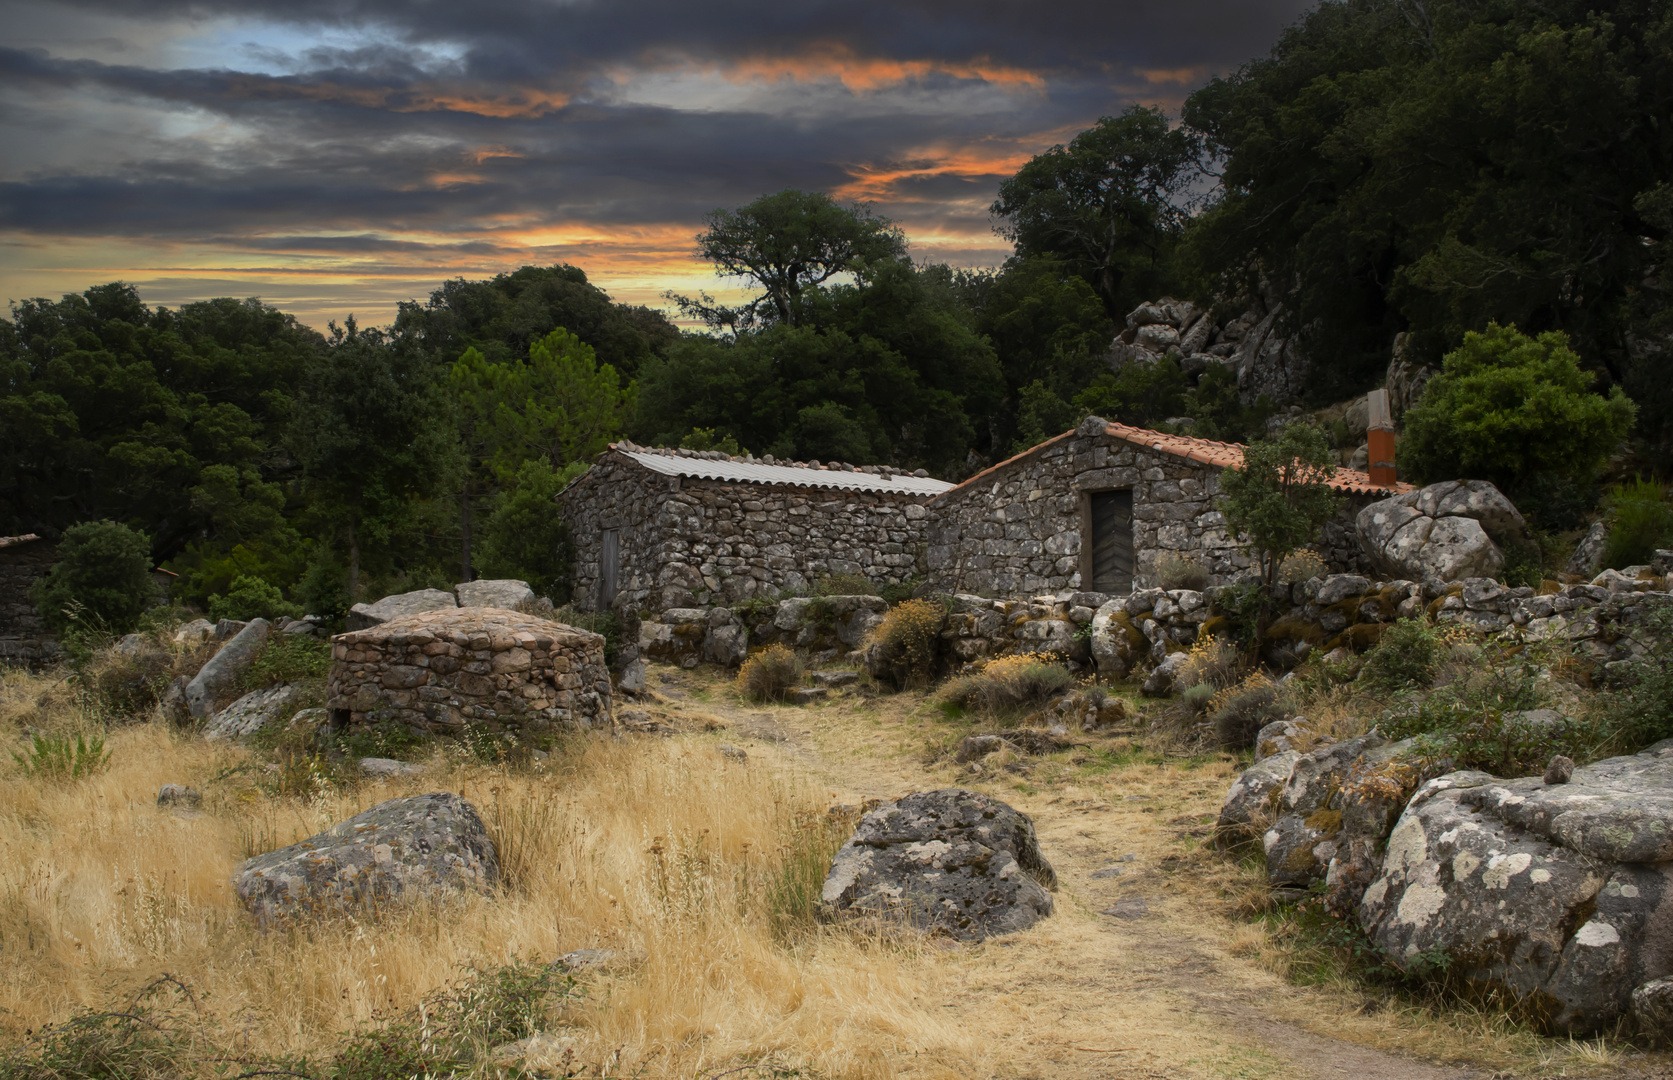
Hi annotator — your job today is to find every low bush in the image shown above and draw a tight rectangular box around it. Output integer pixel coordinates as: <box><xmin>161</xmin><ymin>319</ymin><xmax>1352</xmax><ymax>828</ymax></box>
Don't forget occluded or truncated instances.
<box><xmin>207</xmin><ymin>574</ymin><xmax>302</xmax><ymax>622</ymax></box>
<box><xmin>1358</xmin><ymin>618</ymin><xmax>1444</xmax><ymax>692</ymax></box>
<box><xmin>865</xmin><ymin>598</ymin><xmax>944</xmax><ymax>689</ymax></box>
<box><xmin>1156</xmin><ymin>551</ymin><xmax>1209</xmax><ymax>591</ymax></box>
<box><xmin>1600</xmin><ymin>599</ymin><xmax>1673</xmax><ymax>751</ymax></box>
<box><xmin>815</xmin><ymin>572</ymin><xmax>873</xmax><ymax>596</ymax></box>
<box><xmin>940</xmin><ymin>654</ymin><xmax>1074</xmax><ymax>716</ymax></box>
<box><xmin>1602</xmin><ymin>476</ymin><xmax>1673</xmax><ymax>570</ymax></box>
<box><xmin>1209</xmin><ymin>673</ymin><xmax>1284</xmax><ymax>749</ymax></box>
<box><xmin>736</xmin><ymin>643</ymin><xmax>804</xmax><ymax>702</ymax></box>
<box><xmin>28</xmin><ymin>520</ymin><xmax>158</xmax><ymax>638</ymax></box>
<box><xmin>1177</xmin><ymin>632</ymin><xmax>1240</xmax><ymax>692</ymax></box>
<box><xmin>550</xmin><ymin>604</ymin><xmax>622</xmax><ymax>667</ymax></box>
<box><xmin>1277</xmin><ymin>549</ymin><xmax>1327</xmax><ymax>584</ymax></box>
<box><xmin>243</xmin><ymin>633</ymin><xmax>333</xmax><ymax>691</ymax></box>
<box><xmin>11</xmin><ymin>731</ymin><xmax>111</xmax><ymax>780</ymax></box>
<box><xmin>878</xmin><ymin>576</ymin><xmax>925</xmax><ymax>605</ymax></box>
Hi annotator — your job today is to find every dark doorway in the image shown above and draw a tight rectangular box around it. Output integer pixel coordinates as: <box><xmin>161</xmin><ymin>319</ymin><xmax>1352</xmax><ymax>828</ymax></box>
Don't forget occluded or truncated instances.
<box><xmin>1089</xmin><ymin>490</ymin><xmax>1133</xmax><ymax>593</ymax></box>
<box><xmin>598</xmin><ymin>529</ymin><xmax>620</xmax><ymax>608</ymax></box>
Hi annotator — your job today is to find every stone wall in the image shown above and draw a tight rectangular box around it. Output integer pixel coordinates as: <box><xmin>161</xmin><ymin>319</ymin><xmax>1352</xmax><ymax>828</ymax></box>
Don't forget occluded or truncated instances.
<box><xmin>925</xmin><ymin>421</ymin><xmax>1375</xmax><ymax>598</ymax></box>
<box><xmin>561</xmin><ymin>452</ymin><xmax>935</xmax><ymax>616</ymax></box>
<box><xmin>0</xmin><ymin>536</ymin><xmax>59</xmax><ymax>667</ymax></box>
<box><xmin>327</xmin><ymin>608</ymin><xmax>612</xmax><ymax>738</ymax></box>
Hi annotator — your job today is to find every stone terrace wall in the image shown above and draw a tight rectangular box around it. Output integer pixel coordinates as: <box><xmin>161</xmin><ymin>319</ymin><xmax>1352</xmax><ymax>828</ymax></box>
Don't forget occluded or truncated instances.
<box><xmin>327</xmin><ymin>608</ymin><xmax>612</xmax><ymax>737</ymax></box>
<box><xmin>925</xmin><ymin>422</ymin><xmax>1372</xmax><ymax>598</ymax></box>
<box><xmin>562</xmin><ymin>454</ymin><xmax>934</xmax><ymax>616</ymax></box>
<box><xmin>0</xmin><ymin>536</ymin><xmax>59</xmax><ymax>667</ymax></box>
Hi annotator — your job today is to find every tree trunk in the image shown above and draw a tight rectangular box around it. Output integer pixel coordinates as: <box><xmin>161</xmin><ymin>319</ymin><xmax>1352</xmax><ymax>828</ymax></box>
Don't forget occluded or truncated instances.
<box><xmin>347</xmin><ymin>525</ymin><xmax>360</xmax><ymax>601</ymax></box>
<box><xmin>460</xmin><ymin>477</ymin><xmax>474</xmax><ymax>583</ymax></box>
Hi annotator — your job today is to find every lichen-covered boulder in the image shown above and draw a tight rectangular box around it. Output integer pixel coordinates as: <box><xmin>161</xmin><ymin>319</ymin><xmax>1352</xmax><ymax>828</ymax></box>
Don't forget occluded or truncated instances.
<box><xmin>1359</xmin><ymin>745</ymin><xmax>1673</xmax><ymax>1034</ymax></box>
<box><xmin>820</xmin><ymin>788</ymin><xmax>1055</xmax><ymax>940</ymax></box>
<box><xmin>1263</xmin><ymin>731</ymin><xmax>1390</xmax><ymax>889</ymax></box>
<box><xmin>234</xmin><ymin>793</ymin><xmax>498</xmax><ymax>923</ymax></box>
<box><xmin>1089</xmin><ymin>600</ymin><xmax>1143</xmax><ymax>679</ymax></box>
<box><xmin>1356</xmin><ymin>480</ymin><xmax>1530</xmax><ymax>584</ymax></box>
<box><xmin>346</xmin><ymin>588</ymin><xmax>458</xmax><ymax>631</ymax></box>
<box><xmin>455</xmin><ymin>578</ymin><xmax>536</xmax><ymax>609</ymax></box>
<box><xmin>184</xmin><ymin>618</ymin><xmax>271</xmax><ymax>719</ymax></box>
<box><xmin>1140</xmin><ymin>650</ymin><xmax>1190</xmax><ymax>697</ymax></box>
<box><xmin>203</xmin><ymin>683</ymin><xmax>301</xmax><ymax>739</ymax></box>
<box><xmin>1216</xmin><ymin>750</ymin><xmax>1298</xmax><ymax>847</ymax></box>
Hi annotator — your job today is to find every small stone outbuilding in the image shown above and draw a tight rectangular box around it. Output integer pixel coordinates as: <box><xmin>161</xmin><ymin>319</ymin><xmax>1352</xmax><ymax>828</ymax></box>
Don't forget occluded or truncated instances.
<box><xmin>327</xmin><ymin>608</ymin><xmax>612</xmax><ymax>738</ymax></box>
<box><xmin>0</xmin><ymin>534</ymin><xmax>59</xmax><ymax>666</ymax></box>
<box><xmin>557</xmin><ymin>442</ymin><xmax>954</xmax><ymax>616</ymax></box>
<box><xmin>926</xmin><ymin>417</ymin><xmax>1411</xmax><ymax>596</ymax></box>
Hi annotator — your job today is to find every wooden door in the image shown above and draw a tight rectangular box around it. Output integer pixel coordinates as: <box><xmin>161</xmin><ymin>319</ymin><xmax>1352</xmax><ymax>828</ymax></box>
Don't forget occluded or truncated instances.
<box><xmin>598</xmin><ymin>529</ymin><xmax>620</xmax><ymax>608</ymax></box>
<box><xmin>1089</xmin><ymin>490</ymin><xmax>1133</xmax><ymax>593</ymax></box>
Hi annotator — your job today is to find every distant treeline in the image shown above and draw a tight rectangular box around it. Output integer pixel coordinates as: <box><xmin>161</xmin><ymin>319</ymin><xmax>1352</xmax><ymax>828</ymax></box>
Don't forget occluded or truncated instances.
<box><xmin>2</xmin><ymin>0</ymin><xmax>1668</xmax><ymax>611</ymax></box>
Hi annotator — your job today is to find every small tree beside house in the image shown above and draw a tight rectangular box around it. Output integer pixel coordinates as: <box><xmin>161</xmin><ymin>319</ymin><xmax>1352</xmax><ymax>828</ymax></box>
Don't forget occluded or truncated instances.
<box><xmin>1218</xmin><ymin>423</ymin><xmax>1343</xmax><ymax>595</ymax></box>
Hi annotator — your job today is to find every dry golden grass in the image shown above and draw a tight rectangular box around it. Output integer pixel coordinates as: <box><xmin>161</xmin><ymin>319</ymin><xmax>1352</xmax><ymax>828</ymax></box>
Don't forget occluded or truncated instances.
<box><xmin>0</xmin><ymin>670</ymin><xmax>981</xmax><ymax>1079</ymax></box>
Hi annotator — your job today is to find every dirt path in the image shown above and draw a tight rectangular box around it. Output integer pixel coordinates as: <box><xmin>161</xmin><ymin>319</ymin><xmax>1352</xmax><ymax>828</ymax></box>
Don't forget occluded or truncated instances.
<box><xmin>642</xmin><ymin>670</ymin><xmax>1646</xmax><ymax>1079</ymax></box>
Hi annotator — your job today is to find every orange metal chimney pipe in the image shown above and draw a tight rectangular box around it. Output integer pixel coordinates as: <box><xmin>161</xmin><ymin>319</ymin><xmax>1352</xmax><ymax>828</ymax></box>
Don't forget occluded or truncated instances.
<box><xmin>1367</xmin><ymin>389</ymin><xmax>1396</xmax><ymax>487</ymax></box>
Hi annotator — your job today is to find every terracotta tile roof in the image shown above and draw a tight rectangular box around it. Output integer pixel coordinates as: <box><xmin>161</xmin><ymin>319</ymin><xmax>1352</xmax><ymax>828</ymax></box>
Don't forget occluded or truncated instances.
<box><xmin>935</xmin><ymin>420</ymin><xmax>1414</xmax><ymax>501</ymax></box>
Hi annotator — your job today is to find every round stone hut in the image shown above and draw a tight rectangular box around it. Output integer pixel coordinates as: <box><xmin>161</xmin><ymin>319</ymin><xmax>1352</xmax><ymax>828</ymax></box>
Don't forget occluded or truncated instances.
<box><xmin>327</xmin><ymin>608</ymin><xmax>612</xmax><ymax>737</ymax></box>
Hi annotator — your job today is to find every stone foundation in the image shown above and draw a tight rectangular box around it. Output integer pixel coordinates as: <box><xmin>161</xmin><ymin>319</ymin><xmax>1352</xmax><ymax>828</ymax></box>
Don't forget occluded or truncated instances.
<box><xmin>327</xmin><ymin>608</ymin><xmax>612</xmax><ymax>737</ymax></box>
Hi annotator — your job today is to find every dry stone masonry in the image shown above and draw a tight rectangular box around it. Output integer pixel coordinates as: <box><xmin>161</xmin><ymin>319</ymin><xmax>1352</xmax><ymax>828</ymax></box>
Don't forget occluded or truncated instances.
<box><xmin>0</xmin><ymin>534</ymin><xmax>59</xmax><ymax>666</ymax></box>
<box><xmin>327</xmin><ymin>608</ymin><xmax>611</xmax><ymax>738</ymax></box>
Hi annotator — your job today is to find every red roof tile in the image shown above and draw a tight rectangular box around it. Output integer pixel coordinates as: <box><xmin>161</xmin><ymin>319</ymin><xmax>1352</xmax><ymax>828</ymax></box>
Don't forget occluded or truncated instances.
<box><xmin>935</xmin><ymin>421</ymin><xmax>1415</xmax><ymax>501</ymax></box>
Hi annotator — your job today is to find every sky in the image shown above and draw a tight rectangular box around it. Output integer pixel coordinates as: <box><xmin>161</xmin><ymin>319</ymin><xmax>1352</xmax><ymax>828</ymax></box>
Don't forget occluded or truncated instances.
<box><xmin>0</xmin><ymin>0</ymin><xmax>1315</xmax><ymax>330</ymax></box>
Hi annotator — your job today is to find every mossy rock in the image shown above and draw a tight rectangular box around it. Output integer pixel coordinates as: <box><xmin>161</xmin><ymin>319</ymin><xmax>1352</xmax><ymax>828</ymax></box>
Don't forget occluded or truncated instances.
<box><xmin>1109</xmin><ymin>609</ymin><xmax>1147</xmax><ymax>651</ymax></box>
<box><xmin>1343</xmin><ymin>623</ymin><xmax>1385</xmax><ymax>650</ymax></box>
<box><xmin>1264</xmin><ymin>614</ymin><xmax>1324</xmax><ymax>645</ymax></box>
<box><xmin>1199</xmin><ymin>614</ymin><xmax>1229</xmax><ymax>640</ymax></box>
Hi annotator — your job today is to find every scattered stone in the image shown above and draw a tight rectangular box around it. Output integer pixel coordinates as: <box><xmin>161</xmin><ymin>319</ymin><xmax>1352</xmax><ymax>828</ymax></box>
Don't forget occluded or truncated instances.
<box><xmin>488</xmin><ymin>1032</ymin><xmax>578</xmax><ymax>1069</ymax></box>
<box><xmin>1141</xmin><ymin>650</ymin><xmax>1190</xmax><ymax>697</ymax></box>
<box><xmin>1632</xmin><ymin>978</ymin><xmax>1673</xmax><ymax>1044</ymax></box>
<box><xmin>1101</xmin><ymin>898</ymin><xmax>1150</xmax><ymax>920</ymax></box>
<box><xmin>358</xmin><ymin>757</ymin><xmax>427</xmax><ymax>778</ymax></box>
<box><xmin>821</xmin><ymin>788</ymin><xmax>1056</xmax><ymax>940</ymax></box>
<box><xmin>1216</xmin><ymin>750</ymin><xmax>1299</xmax><ymax>847</ymax></box>
<box><xmin>344</xmin><ymin>588</ymin><xmax>458</xmax><ymax>632</ymax></box>
<box><xmin>281</xmin><ymin>618</ymin><xmax>323</xmax><ymax>637</ymax></box>
<box><xmin>203</xmin><ymin>683</ymin><xmax>301</xmax><ymax>739</ymax></box>
<box><xmin>184</xmin><ymin>619</ymin><xmax>271</xmax><ymax>719</ymax></box>
<box><xmin>1262</xmin><ymin>731</ymin><xmax>1391</xmax><ymax>890</ymax></box>
<box><xmin>954</xmin><ymin>734</ymin><xmax>1009</xmax><ymax>763</ymax></box>
<box><xmin>617</xmin><ymin>658</ymin><xmax>646</xmax><ymax>693</ymax></box>
<box><xmin>717</xmin><ymin>743</ymin><xmax>747</xmax><ymax>762</ymax></box>
<box><xmin>455</xmin><ymin>578</ymin><xmax>536</xmax><ymax>609</ymax></box>
<box><xmin>157</xmin><ymin>784</ymin><xmax>201</xmax><ymax>809</ymax></box>
<box><xmin>552</xmin><ymin>948</ymin><xmax>622</xmax><ymax>972</ymax></box>
<box><xmin>788</xmin><ymin>687</ymin><xmax>827</xmax><ymax>705</ymax></box>
<box><xmin>1090</xmin><ymin>866</ymin><xmax>1124</xmax><ymax>880</ymax></box>
<box><xmin>114</xmin><ymin>632</ymin><xmax>146</xmax><ymax>655</ymax></box>
<box><xmin>1545</xmin><ymin>755</ymin><xmax>1576</xmax><ymax>785</ymax></box>
<box><xmin>215</xmin><ymin>619</ymin><xmax>248</xmax><ymax>640</ymax></box>
<box><xmin>1568</xmin><ymin>521</ymin><xmax>1611</xmax><ymax>578</ymax></box>
<box><xmin>159</xmin><ymin>675</ymin><xmax>188</xmax><ymax>721</ymax></box>
<box><xmin>812</xmin><ymin>670</ymin><xmax>859</xmax><ymax>687</ymax></box>
<box><xmin>234</xmin><ymin>793</ymin><xmax>498</xmax><ymax>923</ymax></box>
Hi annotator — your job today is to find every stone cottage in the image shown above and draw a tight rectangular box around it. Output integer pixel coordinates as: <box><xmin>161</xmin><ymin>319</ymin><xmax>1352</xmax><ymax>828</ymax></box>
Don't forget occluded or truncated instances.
<box><xmin>557</xmin><ymin>442</ymin><xmax>954</xmax><ymax>616</ymax></box>
<box><xmin>925</xmin><ymin>417</ymin><xmax>1412</xmax><ymax>597</ymax></box>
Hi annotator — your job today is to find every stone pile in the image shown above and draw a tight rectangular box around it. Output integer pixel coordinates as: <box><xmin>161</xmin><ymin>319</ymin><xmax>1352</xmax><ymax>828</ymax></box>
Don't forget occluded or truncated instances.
<box><xmin>327</xmin><ymin>608</ymin><xmax>612</xmax><ymax>738</ymax></box>
<box><xmin>1109</xmin><ymin>290</ymin><xmax>1309</xmax><ymax>405</ymax></box>
<box><xmin>345</xmin><ymin>578</ymin><xmax>537</xmax><ymax>632</ymax></box>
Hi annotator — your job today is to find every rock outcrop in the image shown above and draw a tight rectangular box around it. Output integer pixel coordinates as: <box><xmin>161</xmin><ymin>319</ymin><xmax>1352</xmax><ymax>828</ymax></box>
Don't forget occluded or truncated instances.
<box><xmin>203</xmin><ymin>683</ymin><xmax>301</xmax><ymax>739</ymax></box>
<box><xmin>234</xmin><ymin>792</ymin><xmax>498</xmax><ymax>922</ymax></box>
<box><xmin>820</xmin><ymin>788</ymin><xmax>1056</xmax><ymax>940</ymax></box>
<box><xmin>1359</xmin><ymin>742</ymin><xmax>1673</xmax><ymax>1034</ymax></box>
<box><xmin>455</xmin><ymin>578</ymin><xmax>536</xmax><ymax>609</ymax></box>
<box><xmin>1356</xmin><ymin>480</ymin><xmax>1532</xmax><ymax>585</ymax></box>
<box><xmin>346</xmin><ymin>588</ymin><xmax>459</xmax><ymax>632</ymax></box>
<box><xmin>1109</xmin><ymin>290</ymin><xmax>1310</xmax><ymax>406</ymax></box>
<box><xmin>184</xmin><ymin>618</ymin><xmax>271</xmax><ymax>719</ymax></box>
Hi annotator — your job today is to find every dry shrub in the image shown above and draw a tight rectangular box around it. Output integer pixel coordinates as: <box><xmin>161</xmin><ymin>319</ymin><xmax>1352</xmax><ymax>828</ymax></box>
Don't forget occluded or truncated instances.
<box><xmin>941</xmin><ymin>654</ymin><xmax>1074</xmax><ymax>717</ymax></box>
<box><xmin>865</xmin><ymin>598</ymin><xmax>944</xmax><ymax>689</ymax></box>
<box><xmin>1278</xmin><ymin>548</ymin><xmax>1328</xmax><ymax>584</ymax></box>
<box><xmin>0</xmin><ymin>703</ymin><xmax>978</xmax><ymax>1078</ymax></box>
<box><xmin>1155</xmin><ymin>551</ymin><xmax>1210</xmax><ymax>591</ymax></box>
<box><xmin>1209</xmin><ymin>672</ymin><xmax>1284</xmax><ymax>749</ymax></box>
<box><xmin>735</xmin><ymin>643</ymin><xmax>803</xmax><ymax>701</ymax></box>
<box><xmin>1178</xmin><ymin>631</ymin><xmax>1240</xmax><ymax>691</ymax></box>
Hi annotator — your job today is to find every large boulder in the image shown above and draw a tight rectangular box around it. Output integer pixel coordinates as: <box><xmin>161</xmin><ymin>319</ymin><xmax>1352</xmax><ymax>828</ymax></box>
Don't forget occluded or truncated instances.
<box><xmin>820</xmin><ymin>788</ymin><xmax>1056</xmax><ymax>940</ymax></box>
<box><xmin>1216</xmin><ymin>750</ymin><xmax>1299</xmax><ymax>847</ymax></box>
<box><xmin>184</xmin><ymin>618</ymin><xmax>271</xmax><ymax>719</ymax></box>
<box><xmin>454</xmin><ymin>578</ymin><xmax>536</xmax><ymax>609</ymax></box>
<box><xmin>1356</xmin><ymin>480</ymin><xmax>1531</xmax><ymax>584</ymax></box>
<box><xmin>1089</xmin><ymin>600</ymin><xmax>1144</xmax><ymax>679</ymax></box>
<box><xmin>234</xmin><ymin>793</ymin><xmax>498</xmax><ymax>922</ymax></box>
<box><xmin>345</xmin><ymin>588</ymin><xmax>458</xmax><ymax>632</ymax></box>
<box><xmin>203</xmin><ymin>683</ymin><xmax>301</xmax><ymax>739</ymax></box>
<box><xmin>1263</xmin><ymin>731</ymin><xmax>1395</xmax><ymax>890</ymax></box>
<box><xmin>1359</xmin><ymin>741</ymin><xmax>1673</xmax><ymax>1034</ymax></box>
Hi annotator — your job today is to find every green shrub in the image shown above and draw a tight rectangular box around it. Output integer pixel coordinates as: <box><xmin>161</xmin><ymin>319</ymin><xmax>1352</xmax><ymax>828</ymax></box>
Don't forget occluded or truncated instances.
<box><xmin>550</xmin><ymin>604</ymin><xmax>622</xmax><ymax>667</ymax></box>
<box><xmin>878</xmin><ymin>577</ymin><xmax>925</xmax><ymax>605</ymax></box>
<box><xmin>28</xmin><ymin>520</ymin><xmax>157</xmax><ymax>637</ymax></box>
<box><xmin>1209</xmin><ymin>674</ymin><xmax>1283</xmax><ymax>749</ymax></box>
<box><xmin>295</xmin><ymin>550</ymin><xmax>352</xmax><ymax>619</ymax></box>
<box><xmin>815</xmin><ymin>572</ymin><xmax>873</xmax><ymax>596</ymax></box>
<box><xmin>736</xmin><ymin>644</ymin><xmax>804</xmax><ymax>702</ymax></box>
<box><xmin>243</xmin><ymin>633</ymin><xmax>333</xmax><ymax>691</ymax></box>
<box><xmin>1601</xmin><ymin>600</ymin><xmax>1673</xmax><ymax>750</ymax></box>
<box><xmin>12</xmin><ymin>732</ymin><xmax>111</xmax><ymax>781</ymax></box>
<box><xmin>207</xmin><ymin>574</ymin><xmax>302</xmax><ymax>622</ymax></box>
<box><xmin>1359</xmin><ymin>618</ymin><xmax>1444</xmax><ymax>693</ymax></box>
<box><xmin>1601</xmin><ymin>476</ymin><xmax>1673</xmax><ymax>570</ymax></box>
<box><xmin>1179</xmin><ymin>682</ymin><xmax>1216</xmax><ymax>714</ymax></box>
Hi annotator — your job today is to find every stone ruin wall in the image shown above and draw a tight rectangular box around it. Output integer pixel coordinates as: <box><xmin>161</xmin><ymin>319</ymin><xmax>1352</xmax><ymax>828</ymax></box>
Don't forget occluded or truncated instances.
<box><xmin>562</xmin><ymin>457</ymin><xmax>935</xmax><ymax>617</ymax></box>
<box><xmin>0</xmin><ymin>538</ymin><xmax>59</xmax><ymax>666</ymax></box>
<box><xmin>326</xmin><ymin>609</ymin><xmax>612</xmax><ymax>738</ymax></box>
<box><xmin>924</xmin><ymin>428</ymin><xmax>1372</xmax><ymax>599</ymax></box>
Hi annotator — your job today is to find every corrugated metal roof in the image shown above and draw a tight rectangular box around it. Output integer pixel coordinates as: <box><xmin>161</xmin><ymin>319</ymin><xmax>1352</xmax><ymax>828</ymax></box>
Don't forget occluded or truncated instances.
<box><xmin>614</xmin><ymin>447</ymin><xmax>956</xmax><ymax>496</ymax></box>
<box><xmin>0</xmin><ymin>533</ymin><xmax>43</xmax><ymax>549</ymax></box>
<box><xmin>937</xmin><ymin>420</ymin><xmax>1415</xmax><ymax>501</ymax></box>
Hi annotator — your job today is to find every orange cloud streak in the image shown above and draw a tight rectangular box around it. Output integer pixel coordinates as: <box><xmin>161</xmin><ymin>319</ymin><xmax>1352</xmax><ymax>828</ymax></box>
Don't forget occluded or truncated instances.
<box><xmin>221</xmin><ymin>75</ymin><xmax>570</xmax><ymax>118</ymax></box>
<box><xmin>625</xmin><ymin>43</ymin><xmax>1047</xmax><ymax>92</ymax></box>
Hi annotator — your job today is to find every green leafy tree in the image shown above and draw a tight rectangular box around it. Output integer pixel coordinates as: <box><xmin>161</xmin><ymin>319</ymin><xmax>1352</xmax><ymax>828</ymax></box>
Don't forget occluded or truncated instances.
<box><xmin>474</xmin><ymin>459</ymin><xmax>582</xmax><ymax>602</ymax></box>
<box><xmin>674</xmin><ymin>189</ymin><xmax>908</xmax><ymax>330</ymax></box>
<box><xmin>28</xmin><ymin>520</ymin><xmax>157</xmax><ymax>636</ymax></box>
<box><xmin>1073</xmin><ymin>358</ymin><xmax>1190</xmax><ymax>432</ymax></box>
<box><xmin>288</xmin><ymin>318</ymin><xmax>463</xmax><ymax>598</ymax></box>
<box><xmin>992</xmin><ymin>106</ymin><xmax>1203</xmax><ymax>320</ymax></box>
<box><xmin>1401</xmin><ymin>324</ymin><xmax>1635</xmax><ymax>494</ymax></box>
<box><xmin>1219</xmin><ymin>424</ymin><xmax>1342</xmax><ymax>591</ymax></box>
<box><xmin>208</xmin><ymin>574</ymin><xmax>302</xmax><ymax>622</ymax></box>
